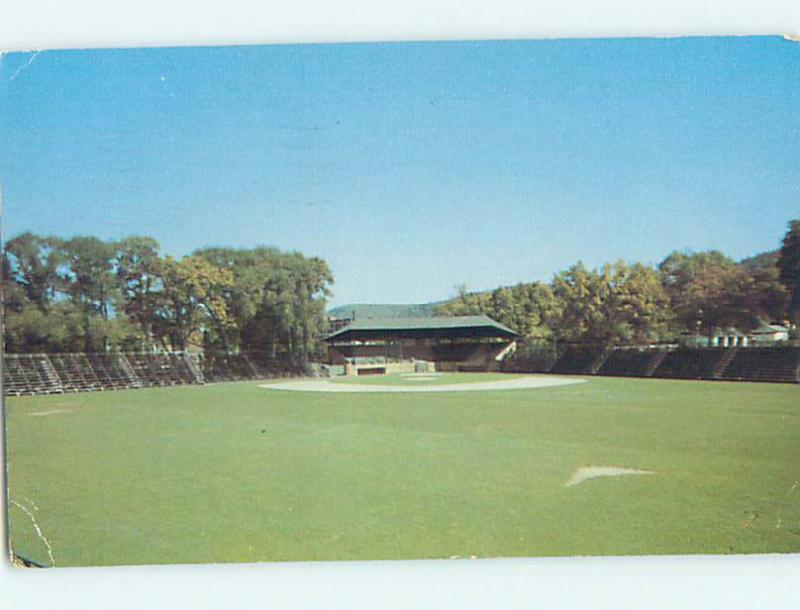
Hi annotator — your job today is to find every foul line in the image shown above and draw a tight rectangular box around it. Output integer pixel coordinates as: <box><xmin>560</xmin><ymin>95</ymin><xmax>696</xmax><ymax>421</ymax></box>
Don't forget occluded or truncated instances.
<box><xmin>9</xmin><ymin>498</ymin><xmax>55</xmax><ymax>567</ymax></box>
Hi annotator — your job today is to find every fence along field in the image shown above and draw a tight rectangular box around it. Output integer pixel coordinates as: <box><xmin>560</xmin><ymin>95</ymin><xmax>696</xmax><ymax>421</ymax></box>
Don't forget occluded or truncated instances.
<box><xmin>3</xmin><ymin>343</ymin><xmax>799</xmax><ymax>398</ymax></box>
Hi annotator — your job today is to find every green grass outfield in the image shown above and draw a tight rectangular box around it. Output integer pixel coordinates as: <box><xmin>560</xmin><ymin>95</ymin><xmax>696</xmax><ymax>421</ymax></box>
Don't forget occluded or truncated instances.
<box><xmin>4</xmin><ymin>374</ymin><xmax>800</xmax><ymax>567</ymax></box>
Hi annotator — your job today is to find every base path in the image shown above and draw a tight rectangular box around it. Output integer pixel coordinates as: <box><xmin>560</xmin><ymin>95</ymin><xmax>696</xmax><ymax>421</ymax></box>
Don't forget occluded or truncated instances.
<box><xmin>260</xmin><ymin>375</ymin><xmax>585</xmax><ymax>393</ymax></box>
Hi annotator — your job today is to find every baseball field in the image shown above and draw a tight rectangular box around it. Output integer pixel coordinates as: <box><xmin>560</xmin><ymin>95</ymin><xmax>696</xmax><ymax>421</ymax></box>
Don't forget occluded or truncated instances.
<box><xmin>5</xmin><ymin>373</ymin><xmax>799</xmax><ymax>567</ymax></box>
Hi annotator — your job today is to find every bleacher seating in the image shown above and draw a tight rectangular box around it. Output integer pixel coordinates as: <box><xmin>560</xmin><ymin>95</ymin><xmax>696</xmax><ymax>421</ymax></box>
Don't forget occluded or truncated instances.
<box><xmin>550</xmin><ymin>346</ymin><xmax>606</xmax><ymax>375</ymax></box>
<box><xmin>4</xmin><ymin>346</ymin><xmax>799</xmax><ymax>396</ymax></box>
<box><xmin>500</xmin><ymin>347</ymin><xmax>557</xmax><ymax>373</ymax></box>
<box><xmin>125</xmin><ymin>353</ymin><xmax>201</xmax><ymax>387</ymax></box>
<box><xmin>87</xmin><ymin>353</ymin><xmax>143</xmax><ymax>389</ymax></box>
<box><xmin>200</xmin><ymin>353</ymin><xmax>262</xmax><ymax>382</ymax></box>
<box><xmin>3</xmin><ymin>354</ymin><xmax>63</xmax><ymax>396</ymax></box>
<box><xmin>721</xmin><ymin>347</ymin><xmax>800</xmax><ymax>383</ymax></box>
<box><xmin>597</xmin><ymin>349</ymin><xmax>664</xmax><ymax>378</ymax></box>
<box><xmin>650</xmin><ymin>348</ymin><xmax>729</xmax><ymax>380</ymax></box>
<box><xmin>48</xmin><ymin>353</ymin><xmax>105</xmax><ymax>392</ymax></box>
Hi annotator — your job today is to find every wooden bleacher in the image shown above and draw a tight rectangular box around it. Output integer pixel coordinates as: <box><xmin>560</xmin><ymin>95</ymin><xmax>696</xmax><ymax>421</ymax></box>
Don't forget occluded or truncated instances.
<box><xmin>597</xmin><ymin>348</ymin><xmax>667</xmax><ymax>378</ymax></box>
<box><xmin>3</xmin><ymin>354</ymin><xmax>64</xmax><ymax>396</ymax></box>
<box><xmin>721</xmin><ymin>347</ymin><xmax>800</xmax><ymax>383</ymax></box>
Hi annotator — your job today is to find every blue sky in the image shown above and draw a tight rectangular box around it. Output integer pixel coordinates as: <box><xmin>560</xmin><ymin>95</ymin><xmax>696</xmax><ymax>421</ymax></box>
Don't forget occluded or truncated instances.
<box><xmin>1</xmin><ymin>37</ymin><xmax>798</xmax><ymax>306</ymax></box>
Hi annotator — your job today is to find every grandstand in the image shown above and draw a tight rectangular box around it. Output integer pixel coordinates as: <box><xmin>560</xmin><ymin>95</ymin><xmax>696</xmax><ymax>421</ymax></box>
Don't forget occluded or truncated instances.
<box><xmin>325</xmin><ymin>315</ymin><xmax>519</xmax><ymax>373</ymax></box>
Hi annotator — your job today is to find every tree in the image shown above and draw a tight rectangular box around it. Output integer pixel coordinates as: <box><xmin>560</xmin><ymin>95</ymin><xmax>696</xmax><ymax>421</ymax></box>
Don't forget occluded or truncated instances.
<box><xmin>152</xmin><ymin>256</ymin><xmax>234</xmax><ymax>351</ymax></box>
<box><xmin>240</xmin><ymin>253</ymin><xmax>333</xmax><ymax>362</ymax></box>
<box><xmin>777</xmin><ymin>220</ymin><xmax>800</xmax><ymax>325</ymax></box>
<box><xmin>3</xmin><ymin>232</ymin><xmax>337</xmax><ymax>355</ymax></box>
<box><xmin>60</xmin><ymin>237</ymin><xmax>118</xmax><ymax>351</ymax></box>
<box><xmin>115</xmin><ymin>236</ymin><xmax>163</xmax><ymax>348</ymax></box>
<box><xmin>738</xmin><ymin>250</ymin><xmax>788</xmax><ymax>324</ymax></box>
<box><xmin>195</xmin><ymin>246</ymin><xmax>334</xmax><ymax>359</ymax></box>
<box><xmin>659</xmin><ymin>251</ymin><xmax>761</xmax><ymax>335</ymax></box>
<box><xmin>193</xmin><ymin>246</ymin><xmax>285</xmax><ymax>350</ymax></box>
<box><xmin>550</xmin><ymin>262</ymin><xmax>597</xmax><ymax>342</ymax></box>
<box><xmin>551</xmin><ymin>261</ymin><xmax>669</xmax><ymax>346</ymax></box>
<box><xmin>612</xmin><ymin>263</ymin><xmax>671</xmax><ymax>343</ymax></box>
<box><xmin>4</xmin><ymin>232</ymin><xmax>63</xmax><ymax>310</ymax></box>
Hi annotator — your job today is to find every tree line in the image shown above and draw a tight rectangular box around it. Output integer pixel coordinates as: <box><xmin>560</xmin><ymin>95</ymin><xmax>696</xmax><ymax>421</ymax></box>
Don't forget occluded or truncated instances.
<box><xmin>437</xmin><ymin>220</ymin><xmax>800</xmax><ymax>347</ymax></box>
<box><xmin>2</xmin><ymin>234</ymin><xmax>333</xmax><ymax>361</ymax></box>
<box><xmin>4</xmin><ymin>220</ymin><xmax>799</xmax><ymax>356</ymax></box>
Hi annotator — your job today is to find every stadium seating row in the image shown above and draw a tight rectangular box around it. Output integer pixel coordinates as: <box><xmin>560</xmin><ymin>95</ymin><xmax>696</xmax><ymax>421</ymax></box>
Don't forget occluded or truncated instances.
<box><xmin>503</xmin><ymin>345</ymin><xmax>800</xmax><ymax>384</ymax></box>
<box><xmin>721</xmin><ymin>347</ymin><xmax>800</xmax><ymax>383</ymax></box>
<box><xmin>2</xmin><ymin>352</ymin><xmax>311</xmax><ymax>396</ymax></box>
<box><xmin>550</xmin><ymin>345</ymin><xmax>609</xmax><ymax>375</ymax></box>
<box><xmin>5</xmin><ymin>346</ymin><xmax>799</xmax><ymax>395</ymax></box>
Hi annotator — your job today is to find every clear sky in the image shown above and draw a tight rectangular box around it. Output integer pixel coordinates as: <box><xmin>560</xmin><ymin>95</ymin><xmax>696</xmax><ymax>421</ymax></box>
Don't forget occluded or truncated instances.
<box><xmin>1</xmin><ymin>37</ymin><xmax>798</xmax><ymax>306</ymax></box>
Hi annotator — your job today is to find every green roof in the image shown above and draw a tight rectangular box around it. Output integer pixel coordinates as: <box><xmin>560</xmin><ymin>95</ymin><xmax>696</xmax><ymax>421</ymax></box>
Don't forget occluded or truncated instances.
<box><xmin>326</xmin><ymin>315</ymin><xmax>518</xmax><ymax>340</ymax></box>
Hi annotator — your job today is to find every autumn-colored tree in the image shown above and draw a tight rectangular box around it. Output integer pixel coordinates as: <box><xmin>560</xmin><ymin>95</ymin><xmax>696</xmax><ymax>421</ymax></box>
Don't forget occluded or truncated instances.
<box><xmin>551</xmin><ymin>261</ymin><xmax>669</xmax><ymax>346</ymax></box>
<box><xmin>194</xmin><ymin>247</ymin><xmax>334</xmax><ymax>359</ymax></box>
<box><xmin>659</xmin><ymin>250</ymin><xmax>773</xmax><ymax>334</ymax></box>
<box><xmin>152</xmin><ymin>256</ymin><xmax>234</xmax><ymax>351</ymax></box>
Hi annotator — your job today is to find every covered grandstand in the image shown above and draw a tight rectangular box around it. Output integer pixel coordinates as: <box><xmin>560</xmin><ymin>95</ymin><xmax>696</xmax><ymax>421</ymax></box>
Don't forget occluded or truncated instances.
<box><xmin>324</xmin><ymin>315</ymin><xmax>519</xmax><ymax>373</ymax></box>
